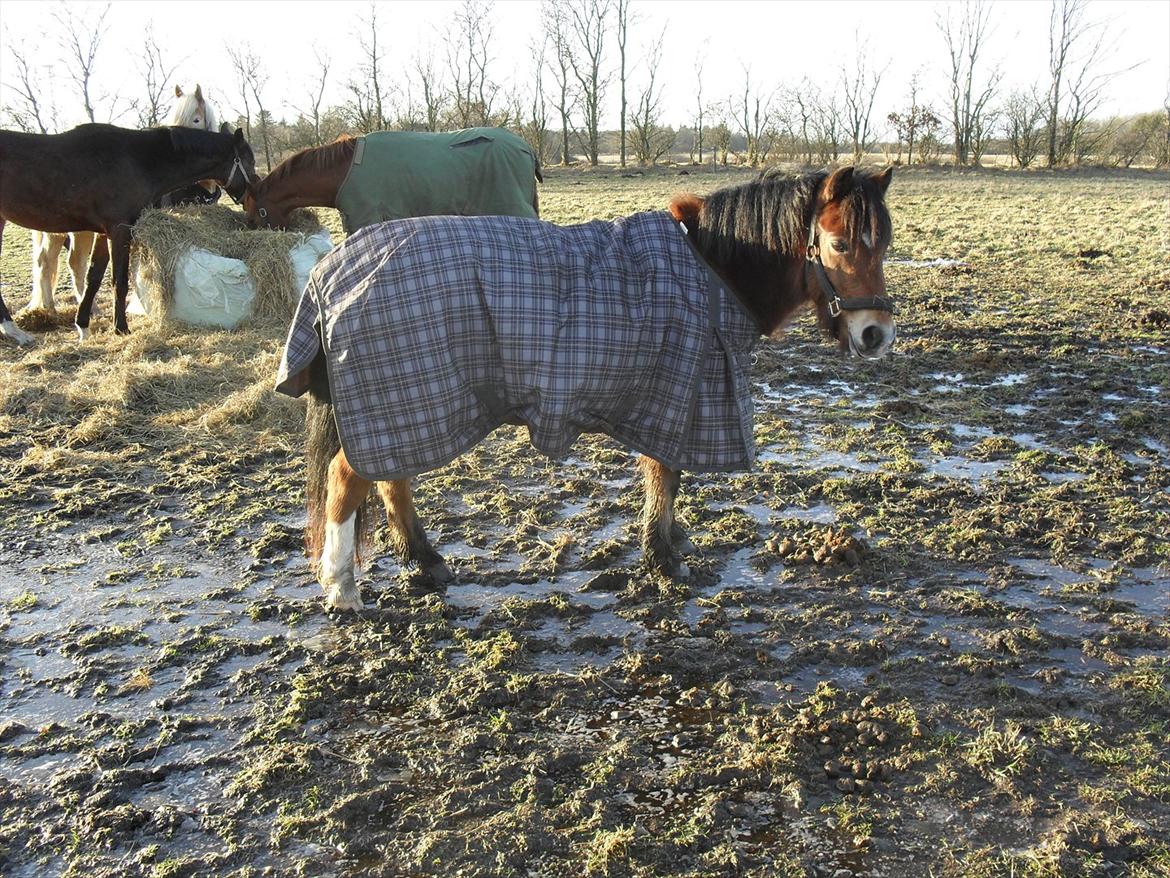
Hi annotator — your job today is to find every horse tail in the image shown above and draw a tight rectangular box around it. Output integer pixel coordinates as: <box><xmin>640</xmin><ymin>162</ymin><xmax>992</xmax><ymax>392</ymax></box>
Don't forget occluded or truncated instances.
<box><xmin>531</xmin><ymin>156</ymin><xmax>543</xmax><ymax>217</ymax></box>
<box><xmin>304</xmin><ymin>349</ymin><xmax>374</xmax><ymax>566</ymax></box>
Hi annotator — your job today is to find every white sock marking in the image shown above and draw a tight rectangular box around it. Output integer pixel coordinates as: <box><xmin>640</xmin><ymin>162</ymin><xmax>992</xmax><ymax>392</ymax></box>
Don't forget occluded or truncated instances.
<box><xmin>321</xmin><ymin>512</ymin><xmax>363</xmax><ymax>611</ymax></box>
<box><xmin>1</xmin><ymin>319</ymin><xmax>34</xmax><ymax>346</ymax></box>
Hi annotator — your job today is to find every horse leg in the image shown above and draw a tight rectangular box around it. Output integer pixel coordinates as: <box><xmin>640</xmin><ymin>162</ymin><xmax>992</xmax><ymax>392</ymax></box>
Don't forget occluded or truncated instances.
<box><xmin>75</xmin><ymin>234</ymin><xmax>110</xmax><ymax>340</ymax></box>
<box><xmin>376</xmin><ymin>479</ymin><xmax>453</xmax><ymax>583</ymax></box>
<box><xmin>109</xmin><ymin>225</ymin><xmax>132</xmax><ymax>335</ymax></box>
<box><xmin>639</xmin><ymin>455</ymin><xmax>689</xmax><ymax>577</ymax></box>
<box><xmin>0</xmin><ymin>221</ymin><xmax>35</xmax><ymax>346</ymax></box>
<box><xmin>29</xmin><ymin>231</ymin><xmax>61</xmax><ymax>312</ymax></box>
<box><xmin>320</xmin><ymin>449</ymin><xmax>373</xmax><ymax>611</ymax></box>
<box><xmin>67</xmin><ymin>232</ymin><xmax>96</xmax><ymax>306</ymax></box>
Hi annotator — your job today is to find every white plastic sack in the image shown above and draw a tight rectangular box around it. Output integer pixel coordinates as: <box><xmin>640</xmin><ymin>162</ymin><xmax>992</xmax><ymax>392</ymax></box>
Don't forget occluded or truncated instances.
<box><xmin>290</xmin><ymin>230</ymin><xmax>336</xmax><ymax>296</ymax></box>
<box><xmin>171</xmin><ymin>249</ymin><xmax>257</xmax><ymax>329</ymax></box>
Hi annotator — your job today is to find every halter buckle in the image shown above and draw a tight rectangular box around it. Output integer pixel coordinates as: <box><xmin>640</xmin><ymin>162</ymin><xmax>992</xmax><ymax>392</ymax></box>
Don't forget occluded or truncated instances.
<box><xmin>828</xmin><ymin>297</ymin><xmax>842</xmax><ymax>318</ymax></box>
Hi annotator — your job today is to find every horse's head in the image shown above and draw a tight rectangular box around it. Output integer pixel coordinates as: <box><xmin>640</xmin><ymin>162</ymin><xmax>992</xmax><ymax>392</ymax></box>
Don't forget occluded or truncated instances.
<box><xmin>171</xmin><ymin>84</ymin><xmax>218</xmax><ymax>132</ymax></box>
<box><xmin>243</xmin><ymin>180</ymin><xmax>287</xmax><ymax>230</ymax></box>
<box><xmin>669</xmin><ymin>166</ymin><xmax>895</xmax><ymax>361</ymax></box>
<box><xmin>806</xmin><ymin>166</ymin><xmax>895</xmax><ymax>360</ymax></box>
<box><xmin>223</xmin><ymin>128</ymin><xmax>259</xmax><ymax>205</ymax></box>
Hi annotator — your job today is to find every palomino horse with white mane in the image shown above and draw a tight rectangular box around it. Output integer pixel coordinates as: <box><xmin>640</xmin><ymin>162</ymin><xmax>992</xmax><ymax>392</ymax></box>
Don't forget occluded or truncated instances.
<box><xmin>21</xmin><ymin>85</ymin><xmax>222</xmax><ymax>330</ymax></box>
<box><xmin>276</xmin><ymin>166</ymin><xmax>896</xmax><ymax>611</ymax></box>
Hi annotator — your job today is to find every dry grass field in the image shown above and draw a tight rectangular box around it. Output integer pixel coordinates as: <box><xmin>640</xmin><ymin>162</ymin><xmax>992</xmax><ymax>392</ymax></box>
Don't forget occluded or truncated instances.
<box><xmin>0</xmin><ymin>164</ymin><xmax>1168</xmax><ymax>877</ymax></box>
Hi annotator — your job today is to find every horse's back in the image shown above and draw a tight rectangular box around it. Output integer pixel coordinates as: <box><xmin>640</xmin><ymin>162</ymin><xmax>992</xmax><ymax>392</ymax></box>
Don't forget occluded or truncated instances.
<box><xmin>0</xmin><ymin>125</ymin><xmax>167</xmax><ymax>230</ymax></box>
<box><xmin>335</xmin><ymin>128</ymin><xmax>539</xmax><ymax>234</ymax></box>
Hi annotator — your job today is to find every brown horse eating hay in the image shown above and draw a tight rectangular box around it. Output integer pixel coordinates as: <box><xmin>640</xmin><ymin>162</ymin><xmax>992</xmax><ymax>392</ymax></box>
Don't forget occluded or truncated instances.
<box><xmin>244</xmin><ymin>127</ymin><xmax>541</xmax><ymax>233</ymax></box>
<box><xmin>275</xmin><ymin>166</ymin><xmax>895</xmax><ymax>611</ymax></box>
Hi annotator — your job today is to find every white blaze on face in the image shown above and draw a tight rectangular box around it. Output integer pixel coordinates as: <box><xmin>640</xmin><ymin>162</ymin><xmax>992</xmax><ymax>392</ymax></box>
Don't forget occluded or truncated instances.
<box><xmin>320</xmin><ymin>511</ymin><xmax>364</xmax><ymax>611</ymax></box>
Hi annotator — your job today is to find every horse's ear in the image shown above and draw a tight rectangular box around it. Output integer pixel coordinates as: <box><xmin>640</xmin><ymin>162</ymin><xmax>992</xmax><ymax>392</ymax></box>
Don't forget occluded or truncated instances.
<box><xmin>233</xmin><ymin>127</ymin><xmax>245</xmax><ymax>145</ymax></box>
<box><xmin>823</xmin><ymin>166</ymin><xmax>855</xmax><ymax>202</ymax></box>
<box><xmin>873</xmin><ymin>166</ymin><xmax>893</xmax><ymax>196</ymax></box>
<box><xmin>175</xmin><ymin>85</ymin><xmax>184</xmax><ymax>98</ymax></box>
<box><xmin>220</xmin><ymin>122</ymin><xmax>233</xmax><ymax>135</ymax></box>
<box><xmin>668</xmin><ymin>193</ymin><xmax>704</xmax><ymax>227</ymax></box>
<box><xmin>194</xmin><ymin>84</ymin><xmax>203</xmax><ymax>102</ymax></box>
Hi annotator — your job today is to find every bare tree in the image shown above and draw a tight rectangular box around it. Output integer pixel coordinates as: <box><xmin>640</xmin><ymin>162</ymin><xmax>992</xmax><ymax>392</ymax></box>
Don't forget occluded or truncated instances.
<box><xmin>1160</xmin><ymin>87</ymin><xmax>1170</xmax><ymax>168</ymax></box>
<box><xmin>4</xmin><ymin>41</ymin><xmax>56</xmax><ymax>133</ymax></box>
<box><xmin>812</xmin><ymin>92</ymin><xmax>844</xmax><ymax>164</ymax></box>
<box><xmin>346</xmin><ymin>2</ymin><xmax>388</xmax><ymax>133</ymax></box>
<box><xmin>566</xmin><ymin>0</ymin><xmax>612</xmax><ymax>166</ymax></box>
<box><xmin>294</xmin><ymin>47</ymin><xmax>331</xmax><ymax>146</ymax></box>
<box><xmin>412</xmin><ymin>47</ymin><xmax>447</xmax><ymax>132</ymax></box>
<box><xmin>134</xmin><ymin>23</ymin><xmax>182</xmax><ymax>127</ymax></box>
<box><xmin>938</xmin><ymin>0</ymin><xmax>1001</xmax><ymax>166</ymax></box>
<box><xmin>840</xmin><ymin>38</ymin><xmax>886</xmax><ymax>165</ymax></box>
<box><xmin>616</xmin><ymin>0</ymin><xmax>632</xmax><ymax>167</ymax></box>
<box><xmin>734</xmin><ymin>65</ymin><xmax>775</xmax><ymax>165</ymax></box>
<box><xmin>227</xmin><ymin>45</ymin><xmax>273</xmax><ymax>171</ymax></box>
<box><xmin>792</xmin><ymin>82</ymin><xmax>819</xmax><ymax>165</ymax></box>
<box><xmin>54</xmin><ymin>1</ymin><xmax>112</xmax><ymax>123</ymax></box>
<box><xmin>629</xmin><ymin>27</ymin><xmax>674</xmax><ymax>166</ymax></box>
<box><xmin>1003</xmin><ymin>88</ymin><xmax>1047</xmax><ymax>167</ymax></box>
<box><xmin>691</xmin><ymin>45</ymin><xmax>708</xmax><ymax>164</ymax></box>
<box><xmin>542</xmin><ymin>0</ymin><xmax>577</xmax><ymax>165</ymax></box>
<box><xmin>708</xmin><ymin>103</ymin><xmax>733</xmax><ymax>166</ymax></box>
<box><xmin>888</xmin><ymin>73</ymin><xmax>939</xmax><ymax>166</ymax></box>
<box><xmin>447</xmin><ymin>0</ymin><xmax>504</xmax><ymax>128</ymax></box>
<box><xmin>520</xmin><ymin>35</ymin><xmax>554</xmax><ymax>164</ymax></box>
<box><xmin>1045</xmin><ymin>0</ymin><xmax>1133</xmax><ymax>166</ymax></box>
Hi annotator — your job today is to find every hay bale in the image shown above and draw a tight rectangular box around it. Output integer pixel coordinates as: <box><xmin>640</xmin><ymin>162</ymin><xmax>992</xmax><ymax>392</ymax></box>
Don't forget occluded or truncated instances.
<box><xmin>132</xmin><ymin>205</ymin><xmax>329</xmax><ymax>324</ymax></box>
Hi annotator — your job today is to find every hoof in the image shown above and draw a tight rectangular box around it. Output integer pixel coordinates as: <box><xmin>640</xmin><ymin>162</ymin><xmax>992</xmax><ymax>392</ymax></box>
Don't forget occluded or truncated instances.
<box><xmin>75</xmin><ymin>324</ymin><xmax>90</xmax><ymax>342</ymax></box>
<box><xmin>670</xmin><ymin>522</ymin><xmax>695</xmax><ymax>554</ymax></box>
<box><xmin>1</xmin><ymin>319</ymin><xmax>35</xmax><ymax>347</ymax></box>
<box><xmin>645</xmin><ymin>547</ymin><xmax>688</xmax><ymax>579</ymax></box>
<box><xmin>323</xmin><ymin>580</ymin><xmax>364</xmax><ymax>612</ymax></box>
<box><xmin>114</xmin><ymin>324</ymin><xmax>130</xmax><ymax>336</ymax></box>
<box><xmin>424</xmin><ymin>559</ymin><xmax>454</xmax><ymax>584</ymax></box>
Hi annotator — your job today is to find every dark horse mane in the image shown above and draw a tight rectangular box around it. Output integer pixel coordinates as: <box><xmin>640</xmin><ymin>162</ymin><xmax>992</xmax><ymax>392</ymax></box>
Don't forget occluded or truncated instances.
<box><xmin>163</xmin><ymin>125</ymin><xmax>233</xmax><ymax>158</ymax></box>
<box><xmin>684</xmin><ymin>169</ymin><xmax>892</xmax><ymax>334</ymax></box>
<box><xmin>259</xmin><ymin>136</ymin><xmax>357</xmax><ymax>190</ymax></box>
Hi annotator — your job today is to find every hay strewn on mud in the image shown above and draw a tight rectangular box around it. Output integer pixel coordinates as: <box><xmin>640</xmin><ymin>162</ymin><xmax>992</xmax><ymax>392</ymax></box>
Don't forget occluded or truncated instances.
<box><xmin>132</xmin><ymin>205</ymin><xmax>325</xmax><ymax>322</ymax></box>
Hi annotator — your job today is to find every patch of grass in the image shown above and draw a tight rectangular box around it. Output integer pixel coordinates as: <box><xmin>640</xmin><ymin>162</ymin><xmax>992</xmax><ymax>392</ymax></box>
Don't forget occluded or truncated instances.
<box><xmin>8</xmin><ymin>590</ymin><xmax>38</xmax><ymax>611</ymax></box>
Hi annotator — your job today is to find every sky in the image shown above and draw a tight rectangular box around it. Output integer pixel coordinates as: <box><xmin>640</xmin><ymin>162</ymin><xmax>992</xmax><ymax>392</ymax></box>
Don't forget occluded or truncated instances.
<box><xmin>1</xmin><ymin>0</ymin><xmax>1167</xmax><ymax>134</ymax></box>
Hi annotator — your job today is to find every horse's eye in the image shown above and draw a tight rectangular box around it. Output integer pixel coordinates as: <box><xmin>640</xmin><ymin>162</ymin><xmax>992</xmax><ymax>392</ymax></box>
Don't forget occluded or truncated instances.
<box><xmin>832</xmin><ymin>240</ymin><xmax>848</xmax><ymax>253</ymax></box>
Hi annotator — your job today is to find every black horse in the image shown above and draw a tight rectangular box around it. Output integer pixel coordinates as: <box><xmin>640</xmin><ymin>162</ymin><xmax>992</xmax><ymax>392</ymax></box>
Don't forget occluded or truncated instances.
<box><xmin>0</xmin><ymin>123</ymin><xmax>258</xmax><ymax>343</ymax></box>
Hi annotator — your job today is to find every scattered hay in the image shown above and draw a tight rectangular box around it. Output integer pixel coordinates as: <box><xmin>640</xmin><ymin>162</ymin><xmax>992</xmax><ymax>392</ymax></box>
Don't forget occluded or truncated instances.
<box><xmin>132</xmin><ymin>205</ymin><xmax>325</xmax><ymax>323</ymax></box>
<box><xmin>13</xmin><ymin>307</ymin><xmax>74</xmax><ymax>332</ymax></box>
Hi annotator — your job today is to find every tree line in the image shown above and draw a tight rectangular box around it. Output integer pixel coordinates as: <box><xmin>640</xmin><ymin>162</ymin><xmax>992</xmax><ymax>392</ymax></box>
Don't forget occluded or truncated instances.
<box><xmin>5</xmin><ymin>0</ymin><xmax>1168</xmax><ymax>172</ymax></box>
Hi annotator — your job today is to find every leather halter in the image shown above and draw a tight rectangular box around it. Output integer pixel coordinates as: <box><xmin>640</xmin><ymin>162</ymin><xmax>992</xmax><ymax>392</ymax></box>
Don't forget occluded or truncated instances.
<box><xmin>223</xmin><ymin>150</ymin><xmax>255</xmax><ymax>205</ymax></box>
<box><xmin>805</xmin><ymin>209</ymin><xmax>895</xmax><ymax>318</ymax></box>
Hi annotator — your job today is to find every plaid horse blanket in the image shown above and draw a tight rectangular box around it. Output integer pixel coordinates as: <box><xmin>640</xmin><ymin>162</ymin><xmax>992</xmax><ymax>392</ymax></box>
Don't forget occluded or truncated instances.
<box><xmin>275</xmin><ymin>211</ymin><xmax>763</xmax><ymax>480</ymax></box>
<box><xmin>334</xmin><ymin>128</ymin><xmax>538</xmax><ymax>234</ymax></box>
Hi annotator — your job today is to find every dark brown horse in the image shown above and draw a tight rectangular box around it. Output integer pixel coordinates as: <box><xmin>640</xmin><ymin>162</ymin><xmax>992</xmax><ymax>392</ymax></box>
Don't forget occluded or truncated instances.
<box><xmin>291</xmin><ymin>165</ymin><xmax>895</xmax><ymax>611</ymax></box>
<box><xmin>243</xmin><ymin>127</ymin><xmax>541</xmax><ymax>232</ymax></box>
<box><xmin>0</xmin><ymin>123</ymin><xmax>257</xmax><ymax>343</ymax></box>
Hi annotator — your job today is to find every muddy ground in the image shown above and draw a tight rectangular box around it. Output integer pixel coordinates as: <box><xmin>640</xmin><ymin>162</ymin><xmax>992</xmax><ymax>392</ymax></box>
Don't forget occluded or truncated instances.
<box><xmin>0</xmin><ymin>166</ymin><xmax>1167</xmax><ymax>877</ymax></box>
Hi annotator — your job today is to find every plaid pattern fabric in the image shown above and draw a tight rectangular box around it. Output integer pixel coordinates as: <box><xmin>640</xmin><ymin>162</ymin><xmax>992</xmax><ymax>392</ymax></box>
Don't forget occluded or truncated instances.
<box><xmin>276</xmin><ymin>211</ymin><xmax>762</xmax><ymax>479</ymax></box>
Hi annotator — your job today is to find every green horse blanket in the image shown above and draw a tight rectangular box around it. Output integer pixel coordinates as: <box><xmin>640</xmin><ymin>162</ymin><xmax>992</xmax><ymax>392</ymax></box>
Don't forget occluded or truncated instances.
<box><xmin>333</xmin><ymin>128</ymin><xmax>540</xmax><ymax>234</ymax></box>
